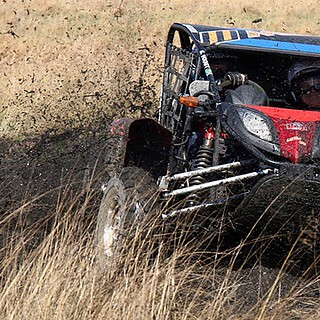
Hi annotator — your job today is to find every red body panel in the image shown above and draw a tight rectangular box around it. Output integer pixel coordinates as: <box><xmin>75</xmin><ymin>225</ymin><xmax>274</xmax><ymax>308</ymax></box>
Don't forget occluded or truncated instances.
<box><xmin>246</xmin><ymin>105</ymin><xmax>320</xmax><ymax>163</ymax></box>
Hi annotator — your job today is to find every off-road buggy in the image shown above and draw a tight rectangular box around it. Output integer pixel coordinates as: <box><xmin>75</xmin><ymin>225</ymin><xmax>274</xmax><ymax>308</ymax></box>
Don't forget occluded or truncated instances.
<box><xmin>97</xmin><ymin>23</ymin><xmax>320</xmax><ymax>264</ymax></box>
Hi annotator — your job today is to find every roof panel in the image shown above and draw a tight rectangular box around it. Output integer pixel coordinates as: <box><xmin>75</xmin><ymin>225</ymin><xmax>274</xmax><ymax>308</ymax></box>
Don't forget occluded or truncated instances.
<box><xmin>175</xmin><ymin>23</ymin><xmax>320</xmax><ymax>56</ymax></box>
<box><xmin>217</xmin><ymin>38</ymin><xmax>320</xmax><ymax>56</ymax></box>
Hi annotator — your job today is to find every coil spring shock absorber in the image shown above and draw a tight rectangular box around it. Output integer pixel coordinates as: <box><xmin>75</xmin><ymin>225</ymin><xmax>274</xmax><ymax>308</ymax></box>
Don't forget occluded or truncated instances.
<box><xmin>188</xmin><ymin>127</ymin><xmax>215</xmax><ymax>204</ymax></box>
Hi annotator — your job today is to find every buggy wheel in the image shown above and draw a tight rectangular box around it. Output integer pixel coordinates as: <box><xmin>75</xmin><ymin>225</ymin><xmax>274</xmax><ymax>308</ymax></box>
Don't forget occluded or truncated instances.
<box><xmin>96</xmin><ymin>166</ymin><xmax>157</xmax><ymax>269</ymax></box>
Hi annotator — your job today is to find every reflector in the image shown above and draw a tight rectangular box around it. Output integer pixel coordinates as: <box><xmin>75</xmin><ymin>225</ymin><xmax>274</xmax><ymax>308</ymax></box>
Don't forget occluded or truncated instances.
<box><xmin>180</xmin><ymin>96</ymin><xmax>199</xmax><ymax>108</ymax></box>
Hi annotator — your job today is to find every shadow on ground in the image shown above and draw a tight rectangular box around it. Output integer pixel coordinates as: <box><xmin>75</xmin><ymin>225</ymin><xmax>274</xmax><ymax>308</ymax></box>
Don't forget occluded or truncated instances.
<box><xmin>0</xmin><ymin>122</ymin><xmax>112</xmax><ymax>238</ymax></box>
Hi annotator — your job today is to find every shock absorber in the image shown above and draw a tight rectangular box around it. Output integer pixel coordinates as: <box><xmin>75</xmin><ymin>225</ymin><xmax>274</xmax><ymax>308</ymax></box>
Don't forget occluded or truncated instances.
<box><xmin>188</xmin><ymin>127</ymin><xmax>215</xmax><ymax>204</ymax></box>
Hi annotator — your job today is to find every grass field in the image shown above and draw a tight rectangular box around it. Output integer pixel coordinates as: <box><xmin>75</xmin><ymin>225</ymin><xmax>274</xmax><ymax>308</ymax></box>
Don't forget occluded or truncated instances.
<box><xmin>0</xmin><ymin>0</ymin><xmax>320</xmax><ymax>319</ymax></box>
<box><xmin>1</xmin><ymin>0</ymin><xmax>319</xmax><ymax>138</ymax></box>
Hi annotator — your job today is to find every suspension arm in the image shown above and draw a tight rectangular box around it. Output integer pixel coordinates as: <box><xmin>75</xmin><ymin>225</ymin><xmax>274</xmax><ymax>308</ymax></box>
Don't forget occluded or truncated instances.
<box><xmin>158</xmin><ymin>160</ymin><xmax>254</xmax><ymax>190</ymax></box>
<box><xmin>162</xmin><ymin>168</ymin><xmax>276</xmax><ymax>198</ymax></box>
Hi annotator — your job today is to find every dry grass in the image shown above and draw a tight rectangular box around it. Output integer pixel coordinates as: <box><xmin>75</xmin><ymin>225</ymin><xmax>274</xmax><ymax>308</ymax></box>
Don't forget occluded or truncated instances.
<box><xmin>0</xmin><ymin>0</ymin><xmax>320</xmax><ymax>319</ymax></box>
<box><xmin>0</xmin><ymin>178</ymin><xmax>320</xmax><ymax>320</ymax></box>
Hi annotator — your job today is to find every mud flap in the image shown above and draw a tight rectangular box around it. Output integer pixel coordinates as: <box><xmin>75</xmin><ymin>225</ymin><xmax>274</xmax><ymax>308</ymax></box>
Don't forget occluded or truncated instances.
<box><xmin>125</xmin><ymin>118</ymin><xmax>172</xmax><ymax>177</ymax></box>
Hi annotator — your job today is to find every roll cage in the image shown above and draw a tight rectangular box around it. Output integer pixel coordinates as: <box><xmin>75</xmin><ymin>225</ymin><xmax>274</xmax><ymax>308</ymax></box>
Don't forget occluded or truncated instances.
<box><xmin>162</xmin><ymin>23</ymin><xmax>320</xmax><ymax>111</ymax></box>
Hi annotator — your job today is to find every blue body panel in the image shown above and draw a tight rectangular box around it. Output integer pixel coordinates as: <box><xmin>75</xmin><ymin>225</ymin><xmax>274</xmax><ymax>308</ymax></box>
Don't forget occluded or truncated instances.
<box><xmin>219</xmin><ymin>38</ymin><xmax>320</xmax><ymax>56</ymax></box>
<box><xmin>170</xmin><ymin>23</ymin><xmax>320</xmax><ymax>57</ymax></box>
